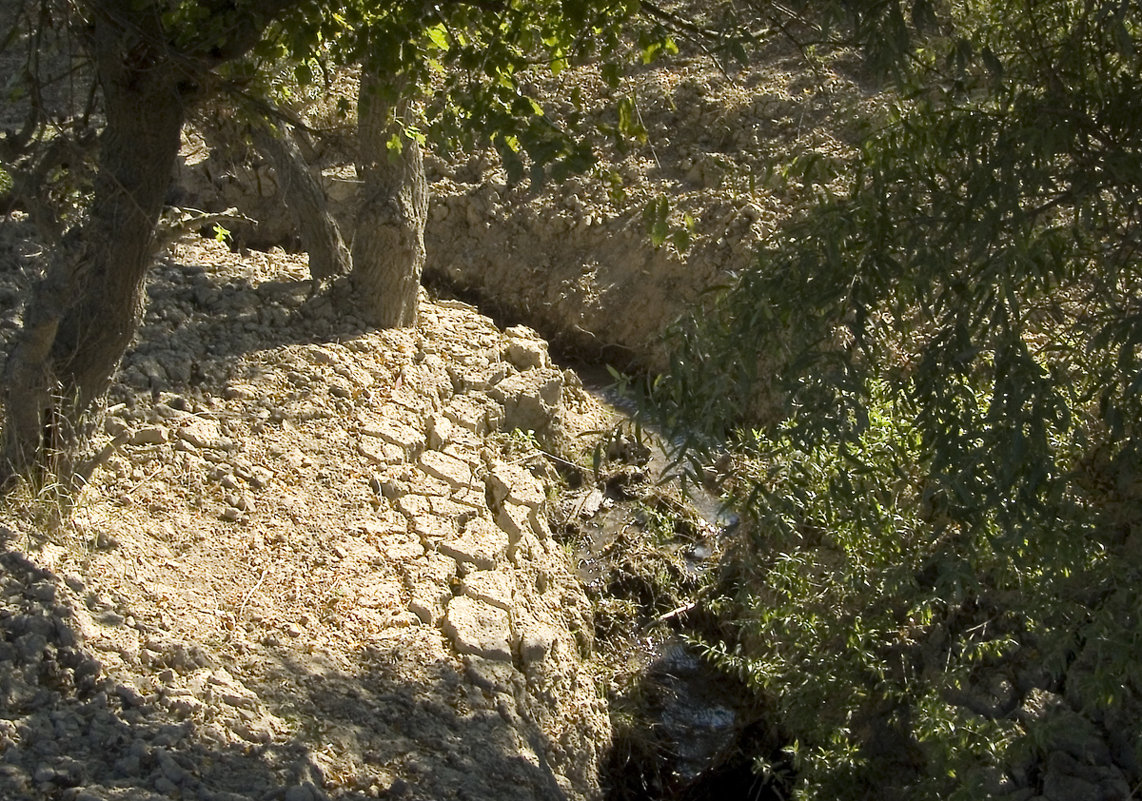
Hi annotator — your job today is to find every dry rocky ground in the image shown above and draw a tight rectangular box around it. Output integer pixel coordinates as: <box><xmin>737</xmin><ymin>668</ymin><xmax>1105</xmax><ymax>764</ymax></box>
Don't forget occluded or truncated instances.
<box><xmin>5</xmin><ymin>13</ymin><xmax>1133</xmax><ymax>801</ymax></box>
<box><xmin>0</xmin><ymin>226</ymin><xmax>637</xmax><ymax>801</ymax></box>
<box><xmin>1</xmin><ymin>19</ymin><xmax>846</xmax><ymax>801</ymax></box>
<box><xmin>184</xmin><ymin>33</ymin><xmax>874</xmax><ymax>372</ymax></box>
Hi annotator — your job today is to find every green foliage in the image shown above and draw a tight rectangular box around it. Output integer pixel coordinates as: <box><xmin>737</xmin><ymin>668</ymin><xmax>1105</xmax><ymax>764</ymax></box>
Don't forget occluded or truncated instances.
<box><xmin>615</xmin><ymin>94</ymin><xmax>649</xmax><ymax>145</ymax></box>
<box><xmin>24</xmin><ymin>1</ymin><xmax>651</xmax><ymax>190</ymax></box>
<box><xmin>266</xmin><ymin>0</ymin><xmax>648</xmax><ymax>185</ymax></box>
<box><xmin>641</xmin><ymin>196</ymin><xmax>694</xmax><ymax>251</ymax></box>
<box><xmin>696</xmin><ymin>385</ymin><xmax>1103</xmax><ymax>798</ymax></box>
<box><xmin>645</xmin><ymin>0</ymin><xmax>1142</xmax><ymax>796</ymax></box>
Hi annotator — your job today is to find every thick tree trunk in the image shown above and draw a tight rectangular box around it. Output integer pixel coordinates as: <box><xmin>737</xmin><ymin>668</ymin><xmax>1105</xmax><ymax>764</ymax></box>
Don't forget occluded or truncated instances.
<box><xmin>0</xmin><ymin>10</ymin><xmax>186</xmax><ymax>486</ymax></box>
<box><xmin>249</xmin><ymin>122</ymin><xmax>351</xmax><ymax>282</ymax></box>
<box><xmin>351</xmin><ymin>73</ymin><xmax>429</xmax><ymax>328</ymax></box>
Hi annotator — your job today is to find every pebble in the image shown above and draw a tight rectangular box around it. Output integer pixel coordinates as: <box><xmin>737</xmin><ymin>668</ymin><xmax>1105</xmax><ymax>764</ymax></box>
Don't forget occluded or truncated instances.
<box><xmin>248</xmin><ymin>467</ymin><xmax>274</xmax><ymax>488</ymax></box>
<box><xmin>284</xmin><ymin>783</ymin><xmax>323</xmax><ymax>801</ymax></box>
<box><xmin>131</xmin><ymin>426</ymin><xmax>169</xmax><ymax>445</ymax></box>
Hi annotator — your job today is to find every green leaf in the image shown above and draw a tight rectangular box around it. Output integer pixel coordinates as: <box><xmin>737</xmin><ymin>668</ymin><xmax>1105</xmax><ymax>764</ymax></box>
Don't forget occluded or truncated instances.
<box><xmin>616</xmin><ymin>95</ymin><xmax>648</xmax><ymax>143</ymax></box>
<box><xmin>670</xmin><ymin>226</ymin><xmax>691</xmax><ymax>252</ymax></box>
<box><xmin>293</xmin><ymin>61</ymin><xmax>313</xmax><ymax>86</ymax></box>
<box><xmin>601</xmin><ymin>62</ymin><xmax>622</xmax><ymax>88</ymax></box>
<box><xmin>425</xmin><ymin>23</ymin><xmax>450</xmax><ymax>51</ymax></box>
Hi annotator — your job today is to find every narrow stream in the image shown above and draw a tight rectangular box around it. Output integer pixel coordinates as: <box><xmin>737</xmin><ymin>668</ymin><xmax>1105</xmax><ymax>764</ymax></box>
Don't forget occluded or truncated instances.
<box><xmin>427</xmin><ymin>283</ymin><xmax>791</xmax><ymax>799</ymax></box>
<box><xmin>566</xmin><ymin>371</ymin><xmax>789</xmax><ymax>801</ymax></box>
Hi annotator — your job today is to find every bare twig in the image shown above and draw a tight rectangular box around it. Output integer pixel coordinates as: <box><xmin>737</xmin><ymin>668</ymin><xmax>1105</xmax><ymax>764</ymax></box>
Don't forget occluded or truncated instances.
<box><xmin>641</xmin><ymin>0</ymin><xmax>720</xmax><ymax>39</ymax></box>
<box><xmin>237</xmin><ymin>566</ymin><xmax>270</xmax><ymax>620</ymax></box>
<box><xmin>153</xmin><ymin>206</ymin><xmax>255</xmax><ymax>253</ymax></box>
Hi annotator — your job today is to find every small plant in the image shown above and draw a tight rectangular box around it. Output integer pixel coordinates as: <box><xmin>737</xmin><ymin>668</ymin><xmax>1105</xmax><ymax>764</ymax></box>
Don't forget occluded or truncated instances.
<box><xmin>641</xmin><ymin>196</ymin><xmax>695</xmax><ymax>252</ymax></box>
<box><xmin>0</xmin><ymin>471</ymin><xmax>89</xmax><ymax>552</ymax></box>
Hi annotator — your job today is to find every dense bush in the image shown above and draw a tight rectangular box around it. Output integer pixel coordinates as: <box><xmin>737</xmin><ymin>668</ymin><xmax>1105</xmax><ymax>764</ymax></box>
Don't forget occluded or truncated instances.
<box><xmin>648</xmin><ymin>0</ymin><xmax>1142</xmax><ymax>797</ymax></box>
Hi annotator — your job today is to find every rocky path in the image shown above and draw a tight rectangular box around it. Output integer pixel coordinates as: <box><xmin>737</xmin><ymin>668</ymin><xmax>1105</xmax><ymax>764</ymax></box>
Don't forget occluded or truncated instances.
<box><xmin>0</xmin><ymin>234</ymin><xmax>617</xmax><ymax>801</ymax></box>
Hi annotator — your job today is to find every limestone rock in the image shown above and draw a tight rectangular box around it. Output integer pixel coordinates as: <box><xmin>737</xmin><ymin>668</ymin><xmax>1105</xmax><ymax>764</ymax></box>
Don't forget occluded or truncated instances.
<box><xmin>130</xmin><ymin>426</ymin><xmax>169</xmax><ymax>446</ymax></box>
<box><xmin>490</xmin><ymin>368</ymin><xmax>563</xmax><ymax>440</ymax></box>
<box><xmin>177</xmin><ymin>417</ymin><xmax>223</xmax><ymax>450</ymax></box>
<box><xmin>443</xmin><ymin>595</ymin><xmax>513</xmax><ymax>662</ymax></box>
<box><xmin>443</xmin><ymin>393</ymin><xmax>504</xmax><ymax>436</ymax></box>
<box><xmin>419</xmin><ymin>449</ymin><xmax>474</xmax><ymax>489</ymax></box>
<box><xmin>361</xmin><ymin>419</ymin><xmax>425</xmax><ymax>461</ymax></box>
<box><xmin>487</xmin><ymin>462</ymin><xmax>547</xmax><ymax>517</ymax></box>
<box><xmin>402</xmin><ymin>553</ymin><xmax>456</xmax><ymax>625</ymax></box>
<box><xmin>503</xmin><ymin>326</ymin><xmax>551</xmax><ymax>371</ymax></box>
<box><xmin>460</xmin><ymin>571</ymin><xmax>514</xmax><ymax>611</ymax></box>
<box><xmin>439</xmin><ymin>517</ymin><xmax>509</xmax><ymax>570</ymax></box>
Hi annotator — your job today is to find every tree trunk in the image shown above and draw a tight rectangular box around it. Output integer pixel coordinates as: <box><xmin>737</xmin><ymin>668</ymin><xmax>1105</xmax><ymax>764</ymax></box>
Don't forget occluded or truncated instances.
<box><xmin>0</xmin><ymin>8</ymin><xmax>187</xmax><ymax>486</ymax></box>
<box><xmin>351</xmin><ymin>73</ymin><xmax>429</xmax><ymax>328</ymax></box>
<box><xmin>249</xmin><ymin>122</ymin><xmax>351</xmax><ymax>282</ymax></box>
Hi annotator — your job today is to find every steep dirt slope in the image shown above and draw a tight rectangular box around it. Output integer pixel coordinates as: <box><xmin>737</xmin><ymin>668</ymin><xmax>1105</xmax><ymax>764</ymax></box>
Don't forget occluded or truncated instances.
<box><xmin>423</xmin><ymin>35</ymin><xmax>874</xmax><ymax>369</ymax></box>
<box><xmin>173</xmin><ymin>29</ymin><xmax>877</xmax><ymax>372</ymax></box>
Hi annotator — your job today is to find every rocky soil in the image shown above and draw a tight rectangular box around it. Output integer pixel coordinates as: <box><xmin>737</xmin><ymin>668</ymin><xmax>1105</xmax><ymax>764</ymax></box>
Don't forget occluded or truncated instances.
<box><xmin>0</xmin><ymin>227</ymin><xmax>630</xmax><ymax>801</ymax></box>
<box><xmin>422</xmin><ymin>41</ymin><xmax>873</xmax><ymax>370</ymax></box>
<box><xmin>4</xmin><ymin>9</ymin><xmax>1136</xmax><ymax>801</ymax></box>
<box><xmin>178</xmin><ymin>33</ymin><xmax>873</xmax><ymax>371</ymax></box>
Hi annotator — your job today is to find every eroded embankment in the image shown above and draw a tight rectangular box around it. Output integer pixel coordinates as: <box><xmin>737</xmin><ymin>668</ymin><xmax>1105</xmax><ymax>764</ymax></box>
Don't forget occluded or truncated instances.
<box><xmin>0</xmin><ymin>232</ymin><xmax>618</xmax><ymax>801</ymax></box>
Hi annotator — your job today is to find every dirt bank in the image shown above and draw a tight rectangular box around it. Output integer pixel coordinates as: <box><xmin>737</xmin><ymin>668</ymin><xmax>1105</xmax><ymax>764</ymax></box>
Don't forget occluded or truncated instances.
<box><xmin>0</xmin><ymin>229</ymin><xmax>621</xmax><ymax>801</ymax></box>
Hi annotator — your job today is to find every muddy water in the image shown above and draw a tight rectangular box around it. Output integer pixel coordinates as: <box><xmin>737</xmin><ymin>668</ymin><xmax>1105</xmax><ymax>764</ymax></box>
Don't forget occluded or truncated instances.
<box><xmin>421</xmin><ymin>284</ymin><xmax>785</xmax><ymax>798</ymax></box>
<box><xmin>568</xmin><ymin>373</ymin><xmax>787</xmax><ymax>801</ymax></box>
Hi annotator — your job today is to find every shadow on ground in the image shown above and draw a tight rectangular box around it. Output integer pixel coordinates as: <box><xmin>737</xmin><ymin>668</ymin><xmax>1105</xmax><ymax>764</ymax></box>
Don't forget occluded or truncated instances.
<box><xmin>0</xmin><ymin>537</ymin><xmax>571</xmax><ymax>801</ymax></box>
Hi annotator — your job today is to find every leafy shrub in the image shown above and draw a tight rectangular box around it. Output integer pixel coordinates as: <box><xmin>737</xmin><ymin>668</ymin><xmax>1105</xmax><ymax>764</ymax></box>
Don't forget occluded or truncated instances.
<box><xmin>645</xmin><ymin>0</ymin><xmax>1142</xmax><ymax>797</ymax></box>
<box><xmin>697</xmin><ymin>382</ymin><xmax>1137</xmax><ymax>799</ymax></box>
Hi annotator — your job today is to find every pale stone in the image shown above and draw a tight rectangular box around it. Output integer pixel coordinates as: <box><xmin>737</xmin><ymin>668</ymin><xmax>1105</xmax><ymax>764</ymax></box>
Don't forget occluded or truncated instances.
<box><xmin>518</xmin><ymin>626</ymin><xmax>558</xmax><ymax>667</ymax></box>
<box><xmin>361</xmin><ymin>420</ymin><xmax>425</xmax><ymax>460</ymax></box>
<box><xmin>177</xmin><ymin>417</ymin><xmax>223</xmax><ymax>449</ymax></box>
<box><xmin>460</xmin><ymin>571</ymin><xmax>514</xmax><ymax>612</ymax></box>
<box><xmin>463</xmin><ymin>655</ymin><xmax>520</xmax><ymax>693</ymax></box>
<box><xmin>443</xmin><ymin>596</ymin><xmax>512</xmax><ymax>662</ymax></box>
<box><xmin>248</xmin><ymin>466</ymin><xmax>274</xmax><ymax>489</ymax></box>
<box><xmin>449</xmin><ymin>364</ymin><xmax>509</xmax><ymax>393</ymax></box>
<box><xmin>402</xmin><ymin>553</ymin><xmax>456</xmax><ymax>625</ymax></box>
<box><xmin>489</xmin><ymin>368</ymin><xmax>563</xmax><ymax>436</ymax></box>
<box><xmin>358</xmin><ymin>439</ymin><xmax>405</xmax><ymax>466</ymax></box>
<box><xmin>395</xmin><ymin>493</ymin><xmax>432</xmax><ymax>520</ymax></box>
<box><xmin>303</xmin><ymin>345</ymin><xmax>340</xmax><ymax>365</ymax></box>
<box><xmin>411</xmin><ymin>513</ymin><xmax>454</xmax><ymax>546</ymax></box>
<box><xmin>384</xmin><ymin>532</ymin><xmax>425</xmax><ymax>563</ymax></box>
<box><xmin>443</xmin><ymin>393</ymin><xmax>504</xmax><ymax>436</ymax></box>
<box><xmin>450</xmin><ymin>485</ymin><xmax>489</xmax><ymax>509</ymax></box>
<box><xmin>495</xmin><ymin>501</ymin><xmax>534</xmax><ymax>547</ymax></box>
<box><xmin>442</xmin><ymin>443</ymin><xmax>483</xmax><ymax>472</ymax></box>
<box><xmin>427</xmin><ymin>414</ymin><xmax>455</xmax><ymax>450</ymax></box>
<box><xmin>419</xmin><ymin>449</ymin><xmax>473</xmax><ymax>488</ymax></box>
<box><xmin>427</xmin><ymin>494</ymin><xmax>481</xmax><ymax>519</ymax></box>
<box><xmin>130</xmin><ymin>426</ymin><xmax>169</xmax><ymax>445</ymax></box>
<box><xmin>487</xmin><ymin>462</ymin><xmax>547</xmax><ymax>514</ymax></box>
<box><xmin>439</xmin><ymin>518</ymin><xmax>508</xmax><ymax>570</ymax></box>
<box><xmin>503</xmin><ymin>326</ymin><xmax>550</xmax><ymax>370</ymax></box>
